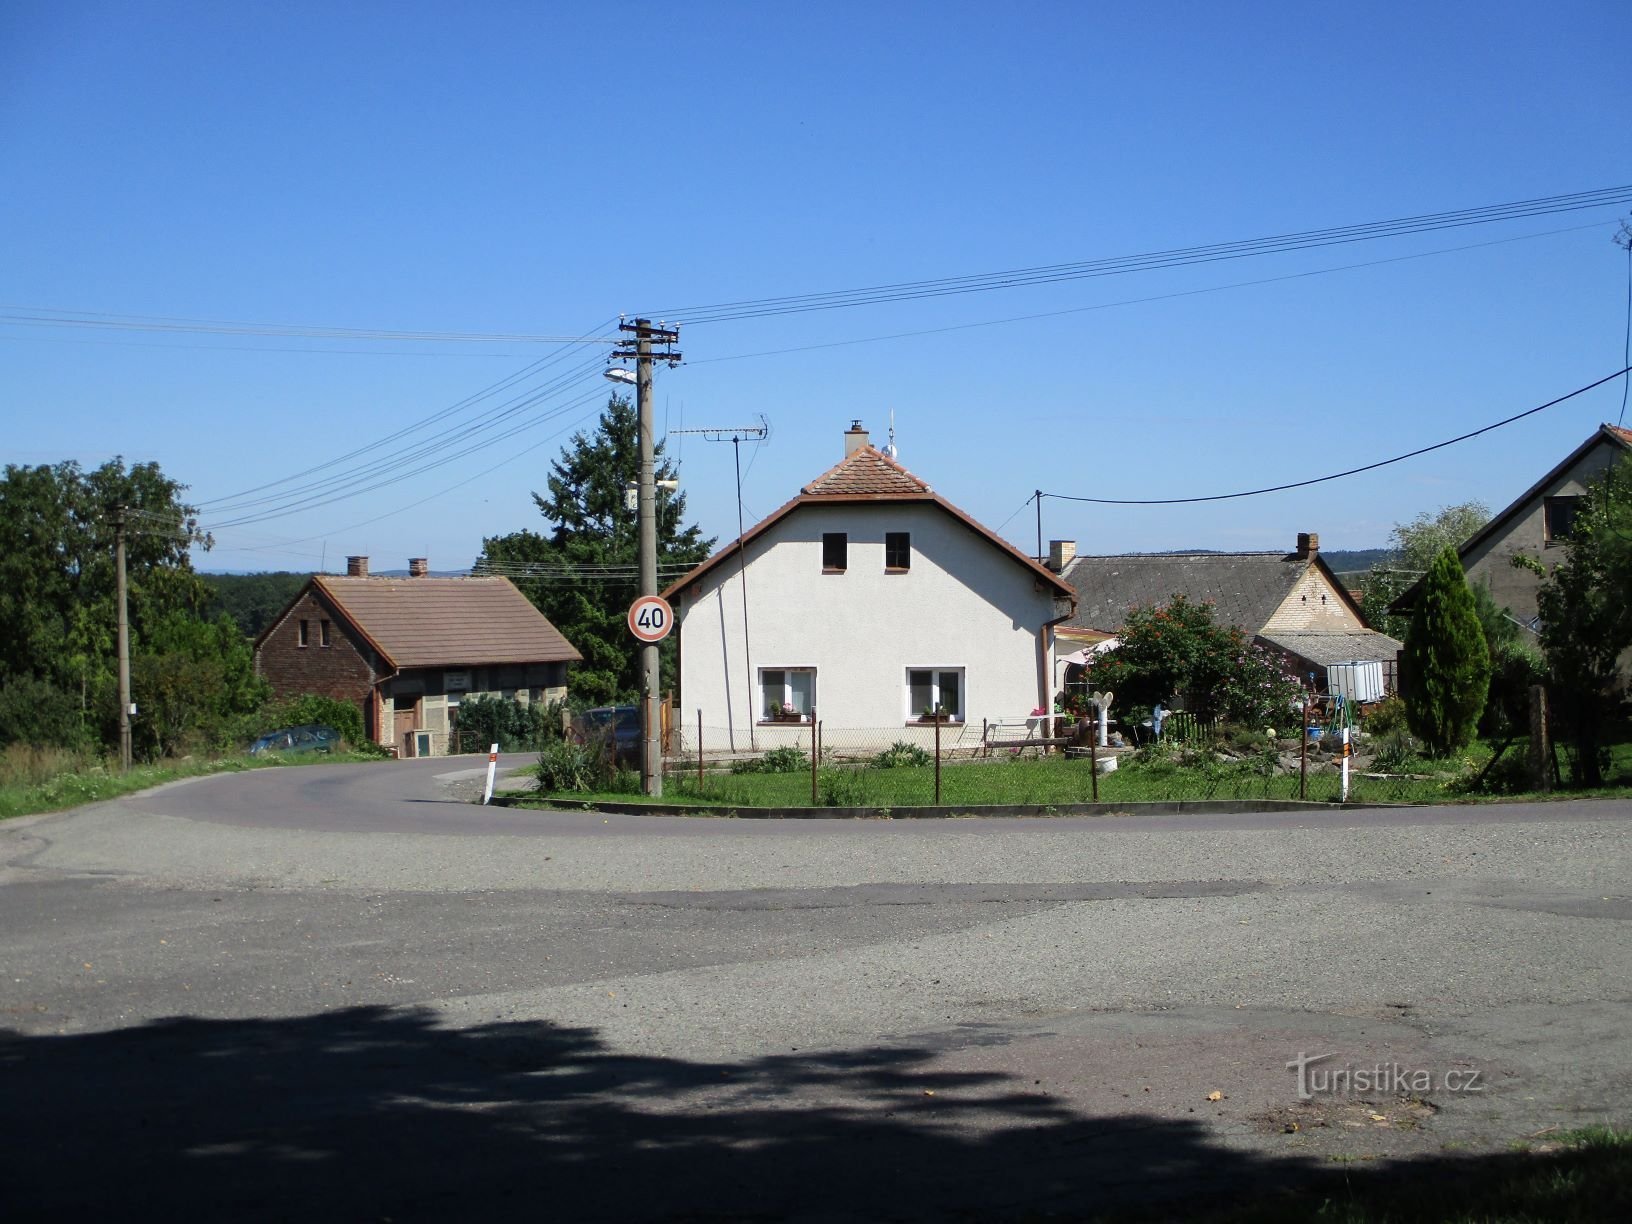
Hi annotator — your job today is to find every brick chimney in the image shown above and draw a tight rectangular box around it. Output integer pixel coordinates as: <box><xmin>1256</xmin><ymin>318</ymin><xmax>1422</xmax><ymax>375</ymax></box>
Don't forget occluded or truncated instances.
<box><xmin>1296</xmin><ymin>532</ymin><xmax>1319</xmax><ymax>561</ymax></box>
<box><xmin>408</xmin><ymin>558</ymin><xmax>428</xmax><ymax>578</ymax></box>
<box><xmin>1048</xmin><ymin>539</ymin><xmax>1077</xmax><ymax>572</ymax></box>
<box><xmin>346</xmin><ymin>555</ymin><xmax>369</xmax><ymax>577</ymax></box>
<box><xmin>844</xmin><ymin>419</ymin><xmax>870</xmax><ymax>456</ymax></box>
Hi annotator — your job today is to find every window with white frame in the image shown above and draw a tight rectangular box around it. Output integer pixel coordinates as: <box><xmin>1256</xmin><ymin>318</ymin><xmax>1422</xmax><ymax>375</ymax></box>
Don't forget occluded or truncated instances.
<box><xmin>907</xmin><ymin>668</ymin><xmax>963</xmax><ymax>721</ymax></box>
<box><xmin>760</xmin><ymin>668</ymin><xmax>816</xmax><ymax>720</ymax></box>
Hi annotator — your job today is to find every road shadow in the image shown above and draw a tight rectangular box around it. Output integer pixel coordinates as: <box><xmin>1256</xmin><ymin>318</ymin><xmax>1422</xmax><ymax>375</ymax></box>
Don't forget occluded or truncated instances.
<box><xmin>0</xmin><ymin>1006</ymin><xmax>1611</xmax><ymax>1220</ymax></box>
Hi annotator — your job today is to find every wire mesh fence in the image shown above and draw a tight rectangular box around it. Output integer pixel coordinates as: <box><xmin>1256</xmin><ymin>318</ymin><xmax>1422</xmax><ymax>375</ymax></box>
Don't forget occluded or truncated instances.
<box><xmin>656</xmin><ymin>716</ymin><xmax>1448</xmax><ymax>808</ymax></box>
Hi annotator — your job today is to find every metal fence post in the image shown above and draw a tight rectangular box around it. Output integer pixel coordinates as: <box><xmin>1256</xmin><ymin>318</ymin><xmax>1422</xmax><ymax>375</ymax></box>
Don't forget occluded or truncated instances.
<box><xmin>1090</xmin><ymin>735</ymin><xmax>1099</xmax><ymax>803</ymax></box>
<box><xmin>698</xmin><ymin>709</ymin><xmax>704</xmax><ymax>792</ymax></box>
<box><xmin>1300</xmin><ymin>693</ymin><xmax>1309</xmax><ymax>801</ymax></box>
<box><xmin>811</xmin><ymin>719</ymin><xmax>819</xmax><ymax>805</ymax></box>
<box><xmin>934</xmin><ymin>712</ymin><xmax>942</xmax><ymax>806</ymax></box>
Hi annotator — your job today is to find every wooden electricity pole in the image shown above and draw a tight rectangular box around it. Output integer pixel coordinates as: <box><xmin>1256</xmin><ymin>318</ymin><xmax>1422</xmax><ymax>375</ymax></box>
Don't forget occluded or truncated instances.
<box><xmin>114</xmin><ymin>506</ymin><xmax>132</xmax><ymax>772</ymax></box>
<box><xmin>612</xmin><ymin>318</ymin><xmax>681</xmax><ymax>796</ymax></box>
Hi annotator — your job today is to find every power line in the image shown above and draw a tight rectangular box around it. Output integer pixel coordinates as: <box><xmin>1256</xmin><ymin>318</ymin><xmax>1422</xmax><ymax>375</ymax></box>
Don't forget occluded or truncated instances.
<box><xmin>685</xmin><ymin>222</ymin><xmax>1606</xmax><ymax>366</ymax></box>
<box><xmin>651</xmin><ymin>186</ymin><xmax>1632</xmax><ymax>324</ymax></box>
<box><xmin>1038</xmin><ymin>366</ymin><xmax>1632</xmax><ymax>507</ymax></box>
<box><xmin>0</xmin><ymin>304</ymin><xmax>621</xmax><ymax>345</ymax></box>
<box><xmin>200</xmin><ymin>322</ymin><xmax>619</xmax><ymax>509</ymax></box>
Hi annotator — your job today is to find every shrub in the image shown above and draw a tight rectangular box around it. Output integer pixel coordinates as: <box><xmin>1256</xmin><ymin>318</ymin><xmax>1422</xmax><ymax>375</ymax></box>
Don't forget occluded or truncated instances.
<box><xmin>870</xmin><ymin>741</ymin><xmax>932</xmax><ymax>769</ymax></box>
<box><xmin>0</xmin><ymin>676</ymin><xmax>92</xmax><ymax>751</ymax></box>
<box><xmin>536</xmin><ymin>739</ymin><xmax>601</xmax><ymax>793</ymax></box>
<box><xmin>1361</xmin><ymin>694</ymin><xmax>1407</xmax><ymax>737</ymax></box>
<box><xmin>1403</xmin><ymin>547</ymin><xmax>1492</xmax><ymax>756</ymax></box>
<box><xmin>457</xmin><ymin>694</ymin><xmax>560</xmax><ymax>753</ymax></box>
<box><xmin>818</xmin><ymin>769</ymin><xmax>867</xmax><ymax>807</ymax></box>
<box><xmin>731</xmin><ymin>745</ymin><xmax>808</xmax><ymax>775</ymax></box>
<box><xmin>253</xmin><ymin>693</ymin><xmax>365</xmax><ymax>750</ymax></box>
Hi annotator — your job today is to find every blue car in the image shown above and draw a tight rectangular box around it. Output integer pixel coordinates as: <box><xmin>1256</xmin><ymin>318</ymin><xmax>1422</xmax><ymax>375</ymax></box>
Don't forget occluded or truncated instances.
<box><xmin>249</xmin><ymin>724</ymin><xmax>340</xmax><ymax>756</ymax></box>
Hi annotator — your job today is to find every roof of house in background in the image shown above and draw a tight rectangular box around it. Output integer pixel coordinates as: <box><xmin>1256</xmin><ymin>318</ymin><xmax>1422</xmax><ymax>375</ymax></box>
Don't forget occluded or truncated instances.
<box><xmin>1391</xmin><ymin>423</ymin><xmax>1632</xmax><ymax>614</ymax></box>
<box><xmin>302</xmin><ymin>576</ymin><xmax>582</xmax><ymax>669</ymax></box>
<box><xmin>663</xmin><ymin>444</ymin><xmax>1073</xmax><ymax>600</ymax></box>
<box><xmin>1059</xmin><ymin>550</ymin><xmax>1340</xmax><ymax>633</ymax></box>
<box><xmin>1259</xmin><ymin>629</ymin><xmax>1403</xmax><ymax>668</ymax></box>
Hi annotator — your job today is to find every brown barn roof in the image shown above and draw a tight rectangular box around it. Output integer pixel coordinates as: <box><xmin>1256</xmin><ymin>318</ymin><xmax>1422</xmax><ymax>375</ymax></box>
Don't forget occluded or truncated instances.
<box><xmin>802</xmin><ymin>447</ymin><xmax>934</xmax><ymax>496</ymax></box>
<box><xmin>312</xmin><ymin>575</ymin><xmax>581</xmax><ymax>670</ymax></box>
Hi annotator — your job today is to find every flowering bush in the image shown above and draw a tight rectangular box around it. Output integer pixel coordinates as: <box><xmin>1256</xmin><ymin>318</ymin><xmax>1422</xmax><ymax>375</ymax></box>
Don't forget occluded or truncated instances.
<box><xmin>1081</xmin><ymin>595</ymin><xmax>1303</xmax><ymax>726</ymax></box>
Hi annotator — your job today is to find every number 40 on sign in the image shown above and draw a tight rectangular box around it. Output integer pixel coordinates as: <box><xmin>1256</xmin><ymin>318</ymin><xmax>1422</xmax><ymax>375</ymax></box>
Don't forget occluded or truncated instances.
<box><xmin>627</xmin><ymin>594</ymin><xmax>673</xmax><ymax>643</ymax></box>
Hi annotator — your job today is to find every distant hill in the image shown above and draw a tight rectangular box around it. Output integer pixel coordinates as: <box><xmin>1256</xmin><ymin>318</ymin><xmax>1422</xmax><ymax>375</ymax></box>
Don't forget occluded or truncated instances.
<box><xmin>200</xmin><ymin>571</ymin><xmax>310</xmax><ymax>637</ymax></box>
<box><xmin>1321</xmin><ymin>548</ymin><xmax>1392</xmax><ymax>579</ymax></box>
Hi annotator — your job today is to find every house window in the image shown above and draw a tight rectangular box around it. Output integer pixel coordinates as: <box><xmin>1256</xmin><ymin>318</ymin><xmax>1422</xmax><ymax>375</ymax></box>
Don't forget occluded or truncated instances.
<box><xmin>1544</xmin><ymin>496</ymin><xmax>1581</xmax><ymax>544</ymax></box>
<box><xmin>298</xmin><ymin>619</ymin><xmax>309</xmax><ymax>648</ymax></box>
<box><xmin>320</xmin><ymin>619</ymin><xmax>332</xmax><ymax>647</ymax></box>
<box><xmin>907</xmin><ymin>668</ymin><xmax>963</xmax><ymax>721</ymax></box>
<box><xmin>885</xmin><ymin>531</ymin><xmax>911</xmax><ymax>571</ymax></box>
<box><xmin>760</xmin><ymin>668</ymin><xmax>816</xmax><ymax>720</ymax></box>
<box><xmin>822</xmin><ymin>532</ymin><xmax>847</xmax><ymax>572</ymax></box>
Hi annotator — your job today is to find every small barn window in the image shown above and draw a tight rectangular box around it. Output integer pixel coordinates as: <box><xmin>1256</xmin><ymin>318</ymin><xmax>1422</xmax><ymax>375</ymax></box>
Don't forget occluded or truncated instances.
<box><xmin>320</xmin><ymin>619</ymin><xmax>332</xmax><ymax>647</ymax></box>
<box><xmin>885</xmin><ymin>532</ymin><xmax>911</xmax><ymax>571</ymax></box>
<box><xmin>1544</xmin><ymin>496</ymin><xmax>1581</xmax><ymax>544</ymax></box>
<box><xmin>298</xmin><ymin>619</ymin><xmax>309</xmax><ymax>648</ymax></box>
<box><xmin>822</xmin><ymin>533</ymin><xmax>847</xmax><ymax>572</ymax></box>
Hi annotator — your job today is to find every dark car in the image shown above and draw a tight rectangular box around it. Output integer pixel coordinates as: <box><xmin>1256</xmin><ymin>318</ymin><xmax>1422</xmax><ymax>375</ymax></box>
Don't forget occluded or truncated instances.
<box><xmin>571</xmin><ymin>705</ymin><xmax>641</xmax><ymax>764</ymax></box>
<box><xmin>249</xmin><ymin>724</ymin><xmax>340</xmax><ymax>756</ymax></box>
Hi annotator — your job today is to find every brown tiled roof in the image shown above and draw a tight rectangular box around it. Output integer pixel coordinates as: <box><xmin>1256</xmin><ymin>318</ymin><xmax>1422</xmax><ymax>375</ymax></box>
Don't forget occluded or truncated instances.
<box><xmin>664</xmin><ymin>445</ymin><xmax>1072</xmax><ymax>600</ymax></box>
<box><xmin>1609</xmin><ymin>424</ymin><xmax>1632</xmax><ymax>446</ymax></box>
<box><xmin>802</xmin><ymin>447</ymin><xmax>933</xmax><ymax>496</ymax></box>
<box><xmin>313</xmin><ymin>575</ymin><xmax>581</xmax><ymax>669</ymax></box>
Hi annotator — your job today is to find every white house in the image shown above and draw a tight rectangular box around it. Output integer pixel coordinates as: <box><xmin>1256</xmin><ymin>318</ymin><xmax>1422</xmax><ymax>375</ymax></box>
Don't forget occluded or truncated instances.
<box><xmin>662</xmin><ymin>423</ymin><xmax>1076</xmax><ymax>750</ymax></box>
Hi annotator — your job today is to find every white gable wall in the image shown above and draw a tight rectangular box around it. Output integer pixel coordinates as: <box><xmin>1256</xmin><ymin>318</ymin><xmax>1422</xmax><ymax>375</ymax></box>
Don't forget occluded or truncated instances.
<box><xmin>675</xmin><ymin>501</ymin><xmax>1058</xmax><ymax>736</ymax></box>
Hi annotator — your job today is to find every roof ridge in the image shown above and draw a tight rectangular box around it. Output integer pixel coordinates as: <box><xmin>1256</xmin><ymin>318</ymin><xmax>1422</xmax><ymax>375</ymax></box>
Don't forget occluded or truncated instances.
<box><xmin>801</xmin><ymin>445</ymin><xmax>932</xmax><ymax>496</ymax></box>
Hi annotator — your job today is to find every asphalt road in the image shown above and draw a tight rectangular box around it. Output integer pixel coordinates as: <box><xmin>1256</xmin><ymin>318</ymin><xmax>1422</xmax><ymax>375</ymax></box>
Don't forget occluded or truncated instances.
<box><xmin>3</xmin><ymin>758</ymin><xmax>1629</xmax><ymax>1220</ymax></box>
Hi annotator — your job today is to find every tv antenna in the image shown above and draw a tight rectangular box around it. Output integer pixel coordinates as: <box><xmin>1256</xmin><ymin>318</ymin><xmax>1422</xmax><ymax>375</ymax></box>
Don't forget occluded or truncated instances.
<box><xmin>668</xmin><ymin>414</ymin><xmax>770</xmax><ymax>751</ymax></box>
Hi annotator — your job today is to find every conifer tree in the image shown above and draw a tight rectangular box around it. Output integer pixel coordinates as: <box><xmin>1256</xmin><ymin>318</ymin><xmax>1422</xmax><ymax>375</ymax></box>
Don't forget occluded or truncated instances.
<box><xmin>1402</xmin><ymin>546</ymin><xmax>1491</xmax><ymax>756</ymax></box>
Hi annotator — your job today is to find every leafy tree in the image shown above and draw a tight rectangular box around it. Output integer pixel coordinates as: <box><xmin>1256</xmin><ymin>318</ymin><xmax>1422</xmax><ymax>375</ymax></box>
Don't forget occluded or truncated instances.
<box><xmin>200</xmin><ymin>571</ymin><xmax>311</xmax><ymax>637</ymax></box>
<box><xmin>0</xmin><ymin>458</ymin><xmax>213</xmax><ymax>747</ymax></box>
<box><xmin>1515</xmin><ymin>459</ymin><xmax>1632</xmax><ymax>787</ymax></box>
<box><xmin>131</xmin><ymin>612</ymin><xmax>269</xmax><ymax>759</ymax></box>
<box><xmin>1359</xmin><ymin>501</ymin><xmax>1490</xmax><ymax>639</ymax></box>
<box><xmin>477</xmin><ymin>395</ymin><xmax>714</xmax><ymax>705</ymax></box>
<box><xmin>1402</xmin><ymin>546</ymin><xmax>1492</xmax><ymax>757</ymax></box>
<box><xmin>1082</xmin><ymin>595</ymin><xmax>1302</xmax><ymax>727</ymax></box>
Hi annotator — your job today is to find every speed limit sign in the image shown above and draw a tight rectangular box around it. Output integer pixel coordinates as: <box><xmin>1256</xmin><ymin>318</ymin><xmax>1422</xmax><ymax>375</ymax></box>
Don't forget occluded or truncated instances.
<box><xmin>627</xmin><ymin>594</ymin><xmax>674</xmax><ymax>643</ymax></box>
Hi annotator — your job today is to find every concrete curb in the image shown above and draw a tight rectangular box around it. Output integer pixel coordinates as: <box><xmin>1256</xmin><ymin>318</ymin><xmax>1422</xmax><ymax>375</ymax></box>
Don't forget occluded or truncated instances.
<box><xmin>486</xmin><ymin>795</ymin><xmax>1403</xmax><ymax>819</ymax></box>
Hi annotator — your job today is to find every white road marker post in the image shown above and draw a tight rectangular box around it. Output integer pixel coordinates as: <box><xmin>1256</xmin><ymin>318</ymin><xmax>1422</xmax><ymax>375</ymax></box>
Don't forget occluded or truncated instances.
<box><xmin>1340</xmin><ymin>726</ymin><xmax>1351</xmax><ymax>803</ymax></box>
<box><xmin>483</xmin><ymin>742</ymin><xmax>500</xmax><ymax>805</ymax></box>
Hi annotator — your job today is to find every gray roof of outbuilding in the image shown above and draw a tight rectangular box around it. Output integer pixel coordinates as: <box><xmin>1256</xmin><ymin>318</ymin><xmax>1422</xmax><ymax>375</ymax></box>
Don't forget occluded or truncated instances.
<box><xmin>1258</xmin><ymin>629</ymin><xmax>1402</xmax><ymax>668</ymax></box>
<box><xmin>1059</xmin><ymin>552</ymin><xmax>1308</xmax><ymax>633</ymax></box>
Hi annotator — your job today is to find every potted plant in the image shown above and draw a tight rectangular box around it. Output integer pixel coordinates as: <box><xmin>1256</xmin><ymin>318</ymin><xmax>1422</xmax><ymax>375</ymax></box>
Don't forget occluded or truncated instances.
<box><xmin>919</xmin><ymin>704</ymin><xmax>952</xmax><ymax>723</ymax></box>
<box><xmin>773</xmin><ymin>702</ymin><xmax>803</xmax><ymax>723</ymax></box>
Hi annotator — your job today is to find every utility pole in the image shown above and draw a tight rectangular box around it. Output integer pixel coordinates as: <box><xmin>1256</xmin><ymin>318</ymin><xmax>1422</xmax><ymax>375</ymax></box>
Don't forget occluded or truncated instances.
<box><xmin>114</xmin><ymin>506</ymin><xmax>132</xmax><ymax>773</ymax></box>
<box><xmin>612</xmin><ymin>318</ymin><xmax>681</xmax><ymax>796</ymax></box>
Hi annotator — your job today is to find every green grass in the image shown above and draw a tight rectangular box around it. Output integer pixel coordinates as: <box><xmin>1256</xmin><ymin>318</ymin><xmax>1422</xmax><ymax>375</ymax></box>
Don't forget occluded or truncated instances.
<box><xmin>522</xmin><ymin>753</ymin><xmax>1475</xmax><ymax>811</ymax></box>
<box><xmin>0</xmin><ymin>746</ymin><xmax>381</xmax><ymax>822</ymax></box>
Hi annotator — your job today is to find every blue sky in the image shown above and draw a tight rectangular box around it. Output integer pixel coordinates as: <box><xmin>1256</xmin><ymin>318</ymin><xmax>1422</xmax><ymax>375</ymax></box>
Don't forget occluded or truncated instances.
<box><xmin>3</xmin><ymin>1</ymin><xmax>1629</xmax><ymax>573</ymax></box>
